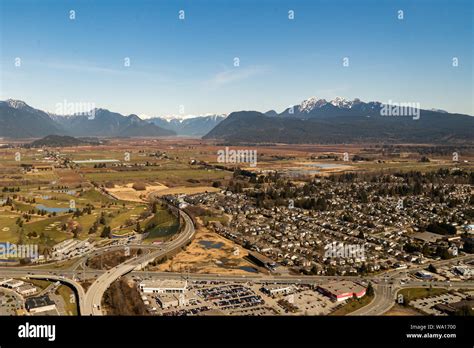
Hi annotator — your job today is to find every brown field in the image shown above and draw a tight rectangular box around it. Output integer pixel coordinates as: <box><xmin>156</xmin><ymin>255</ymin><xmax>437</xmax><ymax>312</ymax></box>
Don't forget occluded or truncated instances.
<box><xmin>150</xmin><ymin>223</ymin><xmax>258</xmax><ymax>275</ymax></box>
<box><xmin>384</xmin><ymin>304</ymin><xmax>423</xmax><ymax>316</ymax></box>
<box><xmin>106</xmin><ymin>183</ymin><xmax>169</xmax><ymax>202</ymax></box>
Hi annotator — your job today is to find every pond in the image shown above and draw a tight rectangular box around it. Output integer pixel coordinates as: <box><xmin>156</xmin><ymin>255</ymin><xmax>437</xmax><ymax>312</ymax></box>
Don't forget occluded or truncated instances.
<box><xmin>35</xmin><ymin>204</ymin><xmax>75</xmax><ymax>213</ymax></box>
<box><xmin>199</xmin><ymin>240</ymin><xmax>224</xmax><ymax>250</ymax></box>
<box><xmin>304</xmin><ymin>163</ymin><xmax>347</xmax><ymax>169</ymax></box>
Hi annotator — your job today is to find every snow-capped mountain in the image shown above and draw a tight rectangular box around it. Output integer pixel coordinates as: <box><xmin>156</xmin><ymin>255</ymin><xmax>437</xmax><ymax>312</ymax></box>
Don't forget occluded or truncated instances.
<box><xmin>298</xmin><ymin>97</ymin><xmax>328</xmax><ymax>113</ymax></box>
<box><xmin>0</xmin><ymin>100</ymin><xmax>175</xmax><ymax>138</ymax></box>
<box><xmin>147</xmin><ymin>114</ymin><xmax>226</xmax><ymax>136</ymax></box>
<box><xmin>204</xmin><ymin>102</ymin><xmax>474</xmax><ymax>144</ymax></box>
<box><xmin>0</xmin><ymin>99</ymin><xmax>63</xmax><ymax>138</ymax></box>
<box><xmin>4</xmin><ymin>99</ymin><xmax>31</xmax><ymax>110</ymax></box>
<box><xmin>278</xmin><ymin>96</ymin><xmax>386</xmax><ymax>118</ymax></box>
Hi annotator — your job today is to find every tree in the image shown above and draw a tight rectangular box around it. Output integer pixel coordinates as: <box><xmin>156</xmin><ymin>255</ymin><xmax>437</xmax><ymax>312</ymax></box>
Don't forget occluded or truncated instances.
<box><xmin>100</xmin><ymin>225</ymin><xmax>111</xmax><ymax>238</ymax></box>
<box><xmin>366</xmin><ymin>282</ymin><xmax>374</xmax><ymax>297</ymax></box>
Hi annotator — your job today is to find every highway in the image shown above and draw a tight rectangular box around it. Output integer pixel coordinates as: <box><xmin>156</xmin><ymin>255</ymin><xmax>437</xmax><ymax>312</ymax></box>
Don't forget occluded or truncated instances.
<box><xmin>350</xmin><ymin>280</ymin><xmax>474</xmax><ymax>316</ymax></box>
<box><xmin>82</xmin><ymin>206</ymin><xmax>196</xmax><ymax>315</ymax></box>
<box><xmin>1</xmin><ymin>201</ymin><xmax>473</xmax><ymax>317</ymax></box>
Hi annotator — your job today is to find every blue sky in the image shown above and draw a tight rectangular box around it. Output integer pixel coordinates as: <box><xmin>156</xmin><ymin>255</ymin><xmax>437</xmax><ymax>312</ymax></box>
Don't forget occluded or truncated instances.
<box><xmin>1</xmin><ymin>0</ymin><xmax>472</xmax><ymax>117</ymax></box>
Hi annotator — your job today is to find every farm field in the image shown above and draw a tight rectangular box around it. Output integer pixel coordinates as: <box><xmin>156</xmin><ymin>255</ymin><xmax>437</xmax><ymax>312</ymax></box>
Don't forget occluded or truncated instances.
<box><xmin>1</xmin><ymin>138</ymin><xmax>473</xmax><ymax>265</ymax></box>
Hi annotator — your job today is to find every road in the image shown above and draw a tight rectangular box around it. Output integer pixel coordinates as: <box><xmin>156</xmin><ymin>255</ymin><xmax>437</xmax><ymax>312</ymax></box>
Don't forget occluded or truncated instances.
<box><xmin>1</xmin><ymin>208</ymin><xmax>473</xmax><ymax>316</ymax></box>
<box><xmin>350</xmin><ymin>280</ymin><xmax>474</xmax><ymax>316</ymax></box>
<box><xmin>82</xmin><ymin>206</ymin><xmax>196</xmax><ymax>315</ymax></box>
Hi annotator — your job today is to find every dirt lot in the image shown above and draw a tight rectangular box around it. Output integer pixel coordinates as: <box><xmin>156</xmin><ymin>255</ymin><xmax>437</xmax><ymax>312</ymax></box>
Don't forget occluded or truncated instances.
<box><xmin>150</xmin><ymin>225</ymin><xmax>258</xmax><ymax>275</ymax></box>
<box><xmin>106</xmin><ymin>183</ymin><xmax>168</xmax><ymax>202</ymax></box>
<box><xmin>106</xmin><ymin>182</ymin><xmax>220</xmax><ymax>202</ymax></box>
<box><xmin>384</xmin><ymin>304</ymin><xmax>422</xmax><ymax>316</ymax></box>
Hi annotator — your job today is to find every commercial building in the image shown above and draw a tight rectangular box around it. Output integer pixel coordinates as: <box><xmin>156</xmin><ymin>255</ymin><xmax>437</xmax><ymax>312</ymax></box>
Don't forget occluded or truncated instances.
<box><xmin>261</xmin><ymin>284</ymin><xmax>294</xmax><ymax>297</ymax></box>
<box><xmin>139</xmin><ymin>279</ymin><xmax>187</xmax><ymax>294</ymax></box>
<box><xmin>25</xmin><ymin>295</ymin><xmax>56</xmax><ymax>313</ymax></box>
<box><xmin>2</xmin><ymin>279</ymin><xmax>24</xmax><ymax>289</ymax></box>
<box><xmin>16</xmin><ymin>284</ymin><xmax>38</xmax><ymax>296</ymax></box>
<box><xmin>317</xmin><ymin>281</ymin><xmax>366</xmax><ymax>302</ymax></box>
<box><xmin>51</xmin><ymin>239</ymin><xmax>90</xmax><ymax>259</ymax></box>
<box><xmin>155</xmin><ymin>293</ymin><xmax>189</xmax><ymax>309</ymax></box>
<box><xmin>0</xmin><ymin>278</ymin><xmax>13</xmax><ymax>286</ymax></box>
<box><xmin>415</xmin><ymin>270</ymin><xmax>434</xmax><ymax>279</ymax></box>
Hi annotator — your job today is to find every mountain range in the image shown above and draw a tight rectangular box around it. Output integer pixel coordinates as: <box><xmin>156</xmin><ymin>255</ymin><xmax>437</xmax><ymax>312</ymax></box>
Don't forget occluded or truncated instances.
<box><xmin>1</xmin><ymin>98</ymin><xmax>472</xmax><ymax>144</ymax></box>
<box><xmin>147</xmin><ymin>115</ymin><xmax>226</xmax><ymax>136</ymax></box>
<box><xmin>0</xmin><ymin>99</ymin><xmax>226</xmax><ymax>138</ymax></box>
<box><xmin>0</xmin><ymin>100</ymin><xmax>170</xmax><ymax>138</ymax></box>
<box><xmin>0</xmin><ymin>100</ymin><xmax>64</xmax><ymax>138</ymax></box>
<box><xmin>204</xmin><ymin>97</ymin><xmax>474</xmax><ymax>144</ymax></box>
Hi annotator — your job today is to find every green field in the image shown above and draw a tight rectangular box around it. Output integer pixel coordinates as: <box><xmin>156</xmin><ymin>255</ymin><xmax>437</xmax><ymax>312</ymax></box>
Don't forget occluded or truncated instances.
<box><xmin>55</xmin><ymin>284</ymin><xmax>78</xmax><ymax>315</ymax></box>
<box><xmin>330</xmin><ymin>294</ymin><xmax>374</xmax><ymax>316</ymax></box>
<box><xmin>84</xmin><ymin>168</ymin><xmax>227</xmax><ymax>185</ymax></box>
<box><xmin>143</xmin><ymin>209</ymin><xmax>179</xmax><ymax>243</ymax></box>
<box><xmin>398</xmin><ymin>287</ymin><xmax>449</xmax><ymax>303</ymax></box>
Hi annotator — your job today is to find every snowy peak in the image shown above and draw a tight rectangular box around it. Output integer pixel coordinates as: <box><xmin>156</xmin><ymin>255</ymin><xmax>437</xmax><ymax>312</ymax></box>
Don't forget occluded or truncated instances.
<box><xmin>298</xmin><ymin>97</ymin><xmax>328</xmax><ymax>113</ymax></box>
<box><xmin>330</xmin><ymin>96</ymin><xmax>349</xmax><ymax>108</ymax></box>
<box><xmin>4</xmin><ymin>99</ymin><xmax>32</xmax><ymax>111</ymax></box>
<box><xmin>296</xmin><ymin>96</ymin><xmax>367</xmax><ymax>113</ymax></box>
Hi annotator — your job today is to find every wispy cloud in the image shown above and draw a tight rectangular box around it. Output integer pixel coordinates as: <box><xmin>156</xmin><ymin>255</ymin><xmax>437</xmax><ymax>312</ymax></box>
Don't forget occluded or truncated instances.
<box><xmin>42</xmin><ymin>61</ymin><xmax>126</xmax><ymax>75</ymax></box>
<box><xmin>207</xmin><ymin>65</ymin><xmax>268</xmax><ymax>88</ymax></box>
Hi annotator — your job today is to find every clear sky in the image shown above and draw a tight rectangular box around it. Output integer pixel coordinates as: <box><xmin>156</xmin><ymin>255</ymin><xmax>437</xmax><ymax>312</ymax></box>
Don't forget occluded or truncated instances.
<box><xmin>1</xmin><ymin>0</ymin><xmax>472</xmax><ymax>117</ymax></box>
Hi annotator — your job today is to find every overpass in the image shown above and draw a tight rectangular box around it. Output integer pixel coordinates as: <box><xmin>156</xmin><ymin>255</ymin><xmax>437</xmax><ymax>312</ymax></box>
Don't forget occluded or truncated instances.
<box><xmin>82</xmin><ymin>206</ymin><xmax>196</xmax><ymax>315</ymax></box>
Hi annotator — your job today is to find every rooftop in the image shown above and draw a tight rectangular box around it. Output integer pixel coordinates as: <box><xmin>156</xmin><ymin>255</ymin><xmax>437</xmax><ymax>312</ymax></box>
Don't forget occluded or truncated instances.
<box><xmin>25</xmin><ymin>295</ymin><xmax>55</xmax><ymax>309</ymax></box>
<box><xmin>140</xmin><ymin>279</ymin><xmax>187</xmax><ymax>289</ymax></box>
<box><xmin>318</xmin><ymin>281</ymin><xmax>366</xmax><ymax>295</ymax></box>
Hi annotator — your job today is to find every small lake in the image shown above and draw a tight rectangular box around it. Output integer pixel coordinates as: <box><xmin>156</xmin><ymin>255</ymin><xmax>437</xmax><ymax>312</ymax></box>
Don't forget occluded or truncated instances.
<box><xmin>304</xmin><ymin>163</ymin><xmax>347</xmax><ymax>169</ymax></box>
<box><xmin>35</xmin><ymin>204</ymin><xmax>75</xmax><ymax>213</ymax></box>
<box><xmin>199</xmin><ymin>240</ymin><xmax>224</xmax><ymax>249</ymax></box>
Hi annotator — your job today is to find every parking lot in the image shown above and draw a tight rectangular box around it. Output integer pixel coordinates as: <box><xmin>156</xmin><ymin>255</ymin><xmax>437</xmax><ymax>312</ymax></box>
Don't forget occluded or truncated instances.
<box><xmin>410</xmin><ymin>291</ymin><xmax>469</xmax><ymax>315</ymax></box>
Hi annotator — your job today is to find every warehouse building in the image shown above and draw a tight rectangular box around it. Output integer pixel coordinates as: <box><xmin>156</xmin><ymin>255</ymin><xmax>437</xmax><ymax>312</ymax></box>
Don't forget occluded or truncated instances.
<box><xmin>25</xmin><ymin>295</ymin><xmax>56</xmax><ymax>313</ymax></box>
<box><xmin>261</xmin><ymin>284</ymin><xmax>294</xmax><ymax>297</ymax></box>
<box><xmin>317</xmin><ymin>281</ymin><xmax>366</xmax><ymax>302</ymax></box>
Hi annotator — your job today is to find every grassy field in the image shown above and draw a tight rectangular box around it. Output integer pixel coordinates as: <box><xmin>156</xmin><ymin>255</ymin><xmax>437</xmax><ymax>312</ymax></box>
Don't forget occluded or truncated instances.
<box><xmin>0</xmin><ymin>214</ymin><xmax>21</xmax><ymax>242</ymax></box>
<box><xmin>84</xmin><ymin>168</ymin><xmax>227</xmax><ymax>185</ymax></box>
<box><xmin>397</xmin><ymin>287</ymin><xmax>449</xmax><ymax>303</ymax></box>
<box><xmin>55</xmin><ymin>284</ymin><xmax>78</xmax><ymax>315</ymax></box>
<box><xmin>329</xmin><ymin>295</ymin><xmax>374</xmax><ymax>316</ymax></box>
<box><xmin>143</xmin><ymin>208</ymin><xmax>179</xmax><ymax>242</ymax></box>
<box><xmin>0</xmin><ymin>182</ymin><xmax>154</xmax><ymax>247</ymax></box>
<box><xmin>24</xmin><ymin>278</ymin><xmax>51</xmax><ymax>291</ymax></box>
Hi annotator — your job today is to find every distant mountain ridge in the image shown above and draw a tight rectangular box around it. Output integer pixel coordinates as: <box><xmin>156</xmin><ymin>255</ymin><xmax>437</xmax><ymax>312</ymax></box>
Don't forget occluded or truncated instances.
<box><xmin>0</xmin><ymin>99</ymin><xmax>175</xmax><ymax>138</ymax></box>
<box><xmin>147</xmin><ymin>115</ymin><xmax>226</xmax><ymax>136</ymax></box>
<box><xmin>0</xmin><ymin>99</ymin><xmax>64</xmax><ymax>138</ymax></box>
<box><xmin>2</xmin><ymin>98</ymin><xmax>472</xmax><ymax>143</ymax></box>
<box><xmin>53</xmin><ymin>108</ymin><xmax>175</xmax><ymax>137</ymax></box>
<box><xmin>203</xmin><ymin>97</ymin><xmax>474</xmax><ymax>144</ymax></box>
